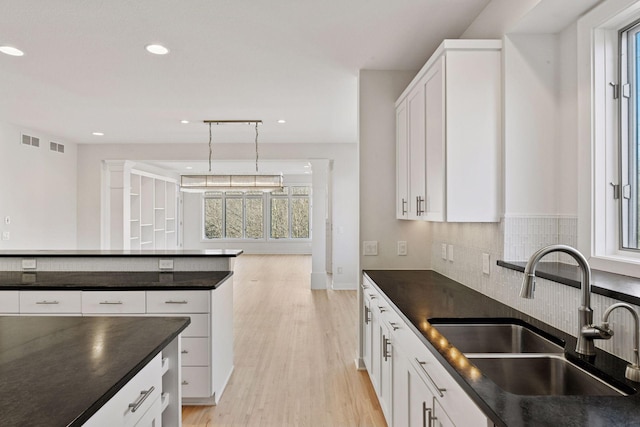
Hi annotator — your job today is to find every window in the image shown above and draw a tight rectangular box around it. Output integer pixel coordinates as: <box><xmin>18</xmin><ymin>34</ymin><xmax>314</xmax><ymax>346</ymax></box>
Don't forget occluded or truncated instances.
<box><xmin>621</xmin><ymin>20</ymin><xmax>640</xmax><ymax>249</ymax></box>
<box><xmin>579</xmin><ymin>1</ymin><xmax>640</xmax><ymax>275</ymax></box>
<box><xmin>203</xmin><ymin>186</ymin><xmax>310</xmax><ymax>240</ymax></box>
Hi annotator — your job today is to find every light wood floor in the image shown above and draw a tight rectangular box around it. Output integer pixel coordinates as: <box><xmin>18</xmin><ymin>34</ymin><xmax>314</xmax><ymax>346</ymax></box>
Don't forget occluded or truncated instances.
<box><xmin>182</xmin><ymin>255</ymin><xmax>386</xmax><ymax>427</ymax></box>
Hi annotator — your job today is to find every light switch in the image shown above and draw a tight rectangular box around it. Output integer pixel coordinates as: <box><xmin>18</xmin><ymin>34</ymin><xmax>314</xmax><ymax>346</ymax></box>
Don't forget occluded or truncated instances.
<box><xmin>448</xmin><ymin>244</ymin><xmax>454</xmax><ymax>262</ymax></box>
<box><xmin>482</xmin><ymin>253</ymin><xmax>490</xmax><ymax>275</ymax></box>
<box><xmin>441</xmin><ymin>244</ymin><xmax>447</xmax><ymax>260</ymax></box>
<box><xmin>398</xmin><ymin>241</ymin><xmax>407</xmax><ymax>256</ymax></box>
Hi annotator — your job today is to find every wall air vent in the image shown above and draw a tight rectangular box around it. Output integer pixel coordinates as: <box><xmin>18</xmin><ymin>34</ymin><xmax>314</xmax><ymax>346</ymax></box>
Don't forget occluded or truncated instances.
<box><xmin>21</xmin><ymin>134</ymin><xmax>40</xmax><ymax>147</ymax></box>
<box><xmin>49</xmin><ymin>142</ymin><xmax>65</xmax><ymax>153</ymax></box>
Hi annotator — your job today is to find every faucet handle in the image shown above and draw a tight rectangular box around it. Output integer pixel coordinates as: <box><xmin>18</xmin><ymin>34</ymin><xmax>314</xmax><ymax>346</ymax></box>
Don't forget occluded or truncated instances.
<box><xmin>582</xmin><ymin>324</ymin><xmax>614</xmax><ymax>340</ymax></box>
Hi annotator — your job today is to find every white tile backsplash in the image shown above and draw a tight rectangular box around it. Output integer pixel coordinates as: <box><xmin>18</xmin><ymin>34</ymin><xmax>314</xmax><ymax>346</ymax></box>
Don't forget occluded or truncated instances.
<box><xmin>430</xmin><ymin>216</ymin><xmax>640</xmax><ymax>364</ymax></box>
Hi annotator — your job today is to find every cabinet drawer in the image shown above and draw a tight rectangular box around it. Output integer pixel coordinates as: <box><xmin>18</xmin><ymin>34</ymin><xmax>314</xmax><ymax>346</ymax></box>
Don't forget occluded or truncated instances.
<box><xmin>147</xmin><ymin>313</ymin><xmax>208</xmax><ymax>337</ymax></box>
<box><xmin>19</xmin><ymin>291</ymin><xmax>81</xmax><ymax>314</ymax></box>
<box><xmin>181</xmin><ymin>337</ymin><xmax>210</xmax><ymax>366</ymax></box>
<box><xmin>84</xmin><ymin>354</ymin><xmax>162</xmax><ymax>427</ymax></box>
<box><xmin>0</xmin><ymin>291</ymin><xmax>19</xmax><ymax>313</ymax></box>
<box><xmin>181</xmin><ymin>366</ymin><xmax>211</xmax><ymax>398</ymax></box>
<box><xmin>82</xmin><ymin>291</ymin><xmax>146</xmax><ymax>314</ymax></box>
<box><xmin>146</xmin><ymin>291</ymin><xmax>209</xmax><ymax>313</ymax></box>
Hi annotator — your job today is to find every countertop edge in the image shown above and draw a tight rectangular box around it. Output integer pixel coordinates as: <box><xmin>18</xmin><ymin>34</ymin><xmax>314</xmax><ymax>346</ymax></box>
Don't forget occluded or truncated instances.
<box><xmin>0</xmin><ymin>250</ymin><xmax>244</xmax><ymax>257</ymax></box>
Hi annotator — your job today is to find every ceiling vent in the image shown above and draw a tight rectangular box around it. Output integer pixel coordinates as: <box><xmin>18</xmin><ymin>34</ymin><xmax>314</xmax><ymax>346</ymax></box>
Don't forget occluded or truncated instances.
<box><xmin>21</xmin><ymin>134</ymin><xmax>40</xmax><ymax>147</ymax></box>
<box><xmin>49</xmin><ymin>142</ymin><xmax>65</xmax><ymax>153</ymax></box>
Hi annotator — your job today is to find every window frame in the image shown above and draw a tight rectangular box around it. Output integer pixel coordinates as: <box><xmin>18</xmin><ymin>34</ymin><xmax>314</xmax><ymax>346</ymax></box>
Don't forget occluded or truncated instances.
<box><xmin>201</xmin><ymin>185</ymin><xmax>312</xmax><ymax>242</ymax></box>
<box><xmin>578</xmin><ymin>0</ymin><xmax>640</xmax><ymax>276</ymax></box>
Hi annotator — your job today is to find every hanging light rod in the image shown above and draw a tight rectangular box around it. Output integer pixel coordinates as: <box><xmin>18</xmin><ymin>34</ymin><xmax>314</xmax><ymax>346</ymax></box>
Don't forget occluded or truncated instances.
<box><xmin>203</xmin><ymin>120</ymin><xmax>262</xmax><ymax>125</ymax></box>
<box><xmin>179</xmin><ymin>119</ymin><xmax>283</xmax><ymax>193</ymax></box>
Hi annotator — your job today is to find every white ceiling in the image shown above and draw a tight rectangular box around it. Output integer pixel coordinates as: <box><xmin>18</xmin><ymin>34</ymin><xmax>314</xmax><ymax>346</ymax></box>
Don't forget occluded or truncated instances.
<box><xmin>0</xmin><ymin>0</ymin><xmax>491</xmax><ymax>145</ymax></box>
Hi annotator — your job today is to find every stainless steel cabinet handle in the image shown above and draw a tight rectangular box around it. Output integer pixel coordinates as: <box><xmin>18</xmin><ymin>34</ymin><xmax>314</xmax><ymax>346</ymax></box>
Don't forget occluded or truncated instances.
<box><xmin>417</xmin><ymin>196</ymin><xmax>425</xmax><ymax>215</ymax></box>
<box><xmin>364</xmin><ymin>306</ymin><xmax>371</xmax><ymax>325</ymax></box>
<box><xmin>165</xmin><ymin>300</ymin><xmax>188</xmax><ymax>304</ymax></box>
<box><xmin>422</xmin><ymin>402</ymin><xmax>430</xmax><ymax>427</ymax></box>
<box><xmin>415</xmin><ymin>359</ymin><xmax>446</xmax><ymax>397</ymax></box>
<box><xmin>128</xmin><ymin>386</ymin><xmax>155</xmax><ymax>413</ymax></box>
<box><xmin>181</xmin><ymin>349</ymin><xmax>189</xmax><ymax>354</ymax></box>
<box><xmin>99</xmin><ymin>301</ymin><xmax>123</xmax><ymax>305</ymax></box>
<box><xmin>378</xmin><ymin>306</ymin><xmax>387</xmax><ymax>313</ymax></box>
<box><xmin>382</xmin><ymin>335</ymin><xmax>391</xmax><ymax>362</ymax></box>
<box><xmin>369</xmin><ymin>295</ymin><xmax>377</xmax><ymax>300</ymax></box>
<box><xmin>402</xmin><ymin>198</ymin><xmax>407</xmax><ymax>215</ymax></box>
<box><xmin>36</xmin><ymin>300</ymin><xmax>59</xmax><ymax>305</ymax></box>
<box><xmin>389</xmin><ymin>322</ymin><xmax>400</xmax><ymax>331</ymax></box>
<box><xmin>182</xmin><ymin>380</ymin><xmax>189</xmax><ymax>385</ymax></box>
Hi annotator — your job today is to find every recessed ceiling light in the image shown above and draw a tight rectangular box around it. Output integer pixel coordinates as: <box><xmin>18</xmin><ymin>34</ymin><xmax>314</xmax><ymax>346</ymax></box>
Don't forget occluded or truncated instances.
<box><xmin>0</xmin><ymin>46</ymin><xmax>24</xmax><ymax>56</ymax></box>
<box><xmin>145</xmin><ymin>44</ymin><xmax>169</xmax><ymax>55</ymax></box>
<box><xmin>181</xmin><ymin>120</ymin><xmax>189</xmax><ymax>124</ymax></box>
<box><xmin>277</xmin><ymin>119</ymin><xmax>286</xmax><ymax>124</ymax></box>
<box><xmin>185</xmin><ymin>166</ymin><xmax>193</xmax><ymax>170</ymax></box>
<box><xmin>92</xmin><ymin>132</ymin><xmax>104</xmax><ymax>136</ymax></box>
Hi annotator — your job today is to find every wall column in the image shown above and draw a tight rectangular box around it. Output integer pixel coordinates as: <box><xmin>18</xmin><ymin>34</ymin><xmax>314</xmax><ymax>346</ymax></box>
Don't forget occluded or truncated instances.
<box><xmin>310</xmin><ymin>159</ymin><xmax>329</xmax><ymax>289</ymax></box>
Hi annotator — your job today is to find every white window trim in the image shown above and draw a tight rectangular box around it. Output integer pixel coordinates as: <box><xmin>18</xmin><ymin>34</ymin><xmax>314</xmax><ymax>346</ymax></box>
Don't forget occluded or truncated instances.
<box><xmin>578</xmin><ymin>0</ymin><xmax>640</xmax><ymax>277</ymax></box>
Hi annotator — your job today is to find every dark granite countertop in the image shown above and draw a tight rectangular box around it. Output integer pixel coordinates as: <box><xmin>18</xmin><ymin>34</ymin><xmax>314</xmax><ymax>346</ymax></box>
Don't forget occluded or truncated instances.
<box><xmin>0</xmin><ymin>270</ymin><xmax>233</xmax><ymax>290</ymax></box>
<box><xmin>498</xmin><ymin>260</ymin><xmax>640</xmax><ymax>307</ymax></box>
<box><xmin>0</xmin><ymin>249</ymin><xmax>243</xmax><ymax>257</ymax></box>
<box><xmin>0</xmin><ymin>316</ymin><xmax>189</xmax><ymax>426</ymax></box>
<box><xmin>364</xmin><ymin>270</ymin><xmax>640</xmax><ymax>427</ymax></box>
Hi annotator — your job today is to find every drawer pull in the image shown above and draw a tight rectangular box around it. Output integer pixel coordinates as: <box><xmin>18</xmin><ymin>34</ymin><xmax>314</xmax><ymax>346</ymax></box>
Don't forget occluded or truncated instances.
<box><xmin>369</xmin><ymin>294</ymin><xmax>377</xmax><ymax>300</ymax></box>
<box><xmin>165</xmin><ymin>300</ymin><xmax>188</xmax><ymax>304</ymax></box>
<box><xmin>35</xmin><ymin>300</ymin><xmax>59</xmax><ymax>305</ymax></box>
<box><xmin>181</xmin><ymin>349</ymin><xmax>189</xmax><ymax>354</ymax></box>
<box><xmin>382</xmin><ymin>335</ymin><xmax>391</xmax><ymax>362</ymax></box>
<box><xmin>128</xmin><ymin>386</ymin><xmax>155</xmax><ymax>413</ymax></box>
<box><xmin>182</xmin><ymin>380</ymin><xmax>189</xmax><ymax>385</ymax></box>
<box><xmin>389</xmin><ymin>322</ymin><xmax>400</xmax><ymax>331</ymax></box>
<box><xmin>99</xmin><ymin>301</ymin><xmax>123</xmax><ymax>305</ymax></box>
<box><xmin>378</xmin><ymin>306</ymin><xmax>387</xmax><ymax>313</ymax></box>
<box><xmin>415</xmin><ymin>359</ymin><xmax>446</xmax><ymax>397</ymax></box>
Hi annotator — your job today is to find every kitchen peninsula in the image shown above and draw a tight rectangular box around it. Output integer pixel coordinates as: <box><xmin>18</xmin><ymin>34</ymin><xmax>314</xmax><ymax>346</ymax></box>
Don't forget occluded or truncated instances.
<box><xmin>0</xmin><ymin>249</ymin><xmax>242</xmax><ymax>405</ymax></box>
<box><xmin>0</xmin><ymin>316</ymin><xmax>189</xmax><ymax>426</ymax></box>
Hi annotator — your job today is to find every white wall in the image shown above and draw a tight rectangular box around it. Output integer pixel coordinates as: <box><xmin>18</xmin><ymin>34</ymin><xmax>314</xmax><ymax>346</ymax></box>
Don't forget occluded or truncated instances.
<box><xmin>77</xmin><ymin>141</ymin><xmax>360</xmax><ymax>288</ymax></box>
<box><xmin>0</xmin><ymin>121</ymin><xmax>77</xmax><ymax>249</ymax></box>
<box><xmin>359</xmin><ymin>70</ymin><xmax>431</xmax><ymax>271</ymax></box>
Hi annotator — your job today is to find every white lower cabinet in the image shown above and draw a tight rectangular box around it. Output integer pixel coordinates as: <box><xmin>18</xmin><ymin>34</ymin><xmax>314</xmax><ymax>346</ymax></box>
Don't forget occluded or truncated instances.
<box><xmin>84</xmin><ymin>354</ymin><xmax>163</xmax><ymax>427</ymax></box>
<box><xmin>362</xmin><ymin>275</ymin><xmax>488</xmax><ymax>427</ymax></box>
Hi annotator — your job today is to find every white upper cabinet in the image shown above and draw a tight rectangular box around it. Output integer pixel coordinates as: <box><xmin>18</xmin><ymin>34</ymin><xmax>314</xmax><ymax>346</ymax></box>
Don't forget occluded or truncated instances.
<box><xmin>396</xmin><ymin>39</ymin><xmax>502</xmax><ymax>222</ymax></box>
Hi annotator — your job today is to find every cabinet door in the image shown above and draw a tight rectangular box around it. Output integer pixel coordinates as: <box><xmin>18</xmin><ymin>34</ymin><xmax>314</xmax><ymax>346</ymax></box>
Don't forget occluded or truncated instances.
<box><xmin>409</xmin><ymin>363</ymin><xmax>436</xmax><ymax>427</ymax></box>
<box><xmin>408</xmin><ymin>77</ymin><xmax>426</xmax><ymax>219</ymax></box>
<box><xmin>379</xmin><ymin>321</ymin><xmax>393</xmax><ymax>423</ymax></box>
<box><xmin>392</xmin><ymin>343</ymin><xmax>410</xmax><ymax>427</ymax></box>
<box><xmin>396</xmin><ymin>99</ymin><xmax>410</xmax><ymax>219</ymax></box>
<box><xmin>362</xmin><ymin>296</ymin><xmax>372</xmax><ymax>372</ymax></box>
<box><xmin>370</xmin><ymin>302</ymin><xmax>381</xmax><ymax>394</ymax></box>
<box><xmin>433</xmin><ymin>398</ymin><xmax>456</xmax><ymax>427</ymax></box>
<box><xmin>424</xmin><ymin>56</ymin><xmax>446</xmax><ymax>222</ymax></box>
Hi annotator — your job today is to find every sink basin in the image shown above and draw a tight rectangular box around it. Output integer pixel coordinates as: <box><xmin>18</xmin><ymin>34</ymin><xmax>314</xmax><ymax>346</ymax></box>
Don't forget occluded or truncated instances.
<box><xmin>469</xmin><ymin>355</ymin><xmax>628</xmax><ymax>396</ymax></box>
<box><xmin>432</xmin><ymin>322</ymin><xmax>564</xmax><ymax>354</ymax></box>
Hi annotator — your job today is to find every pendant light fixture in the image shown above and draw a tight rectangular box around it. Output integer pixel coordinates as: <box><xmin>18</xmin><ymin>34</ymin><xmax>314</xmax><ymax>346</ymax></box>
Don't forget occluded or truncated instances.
<box><xmin>180</xmin><ymin>120</ymin><xmax>284</xmax><ymax>192</ymax></box>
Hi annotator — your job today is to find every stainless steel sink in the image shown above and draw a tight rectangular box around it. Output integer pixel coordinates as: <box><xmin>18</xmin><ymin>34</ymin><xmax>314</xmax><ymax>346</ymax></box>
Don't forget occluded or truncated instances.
<box><xmin>432</xmin><ymin>323</ymin><xmax>564</xmax><ymax>354</ymax></box>
<box><xmin>468</xmin><ymin>355</ymin><xmax>628</xmax><ymax>396</ymax></box>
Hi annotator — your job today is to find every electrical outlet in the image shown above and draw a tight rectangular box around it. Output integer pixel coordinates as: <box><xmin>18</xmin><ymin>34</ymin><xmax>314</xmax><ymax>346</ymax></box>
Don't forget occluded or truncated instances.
<box><xmin>397</xmin><ymin>241</ymin><xmax>407</xmax><ymax>256</ymax></box>
<box><xmin>1</xmin><ymin>231</ymin><xmax>9</xmax><ymax>241</ymax></box>
<box><xmin>482</xmin><ymin>253</ymin><xmax>490</xmax><ymax>275</ymax></box>
<box><xmin>441</xmin><ymin>243</ymin><xmax>447</xmax><ymax>260</ymax></box>
<box><xmin>363</xmin><ymin>241</ymin><xmax>378</xmax><ymax>256</ymax></box>
<box><xmin>4</xmin><ymin>216</ymin><xmax>9</xmax><ymax>225</ymax></box>
<box><xmin>337</xmin><ymin>267</ymin><xmax>343</xmax><ymax>274</ymax></box>
<box><xmin>22</xmin><ymin>258</ymin><xmax>36</xmax><ymax>270</ymax></box>
<box><xmin>448</xmin><ymin>244</ymin><xmax>454</xmax><ymax>262</ymax></box>
<box><xmin>159</xmin><ymin>259</ymin><xmax>174</xmax><ymax>270</ymax></box>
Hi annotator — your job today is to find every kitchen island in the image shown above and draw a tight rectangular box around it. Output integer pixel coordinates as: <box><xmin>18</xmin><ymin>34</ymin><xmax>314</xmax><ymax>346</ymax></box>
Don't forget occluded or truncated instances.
<box><xmin>0</xmin><ymin>249</ymin><xmax>240</xmax><ymax>405</ymax></box>
<box><xmin>0</xmin><ymin>316</ymin><xmax>189</xmax><ymax>426</ymax></box>
<box><xmin>364</xmin><ymin>270</ymin><xmax>640</xmax><ymax>427</ymax></box>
